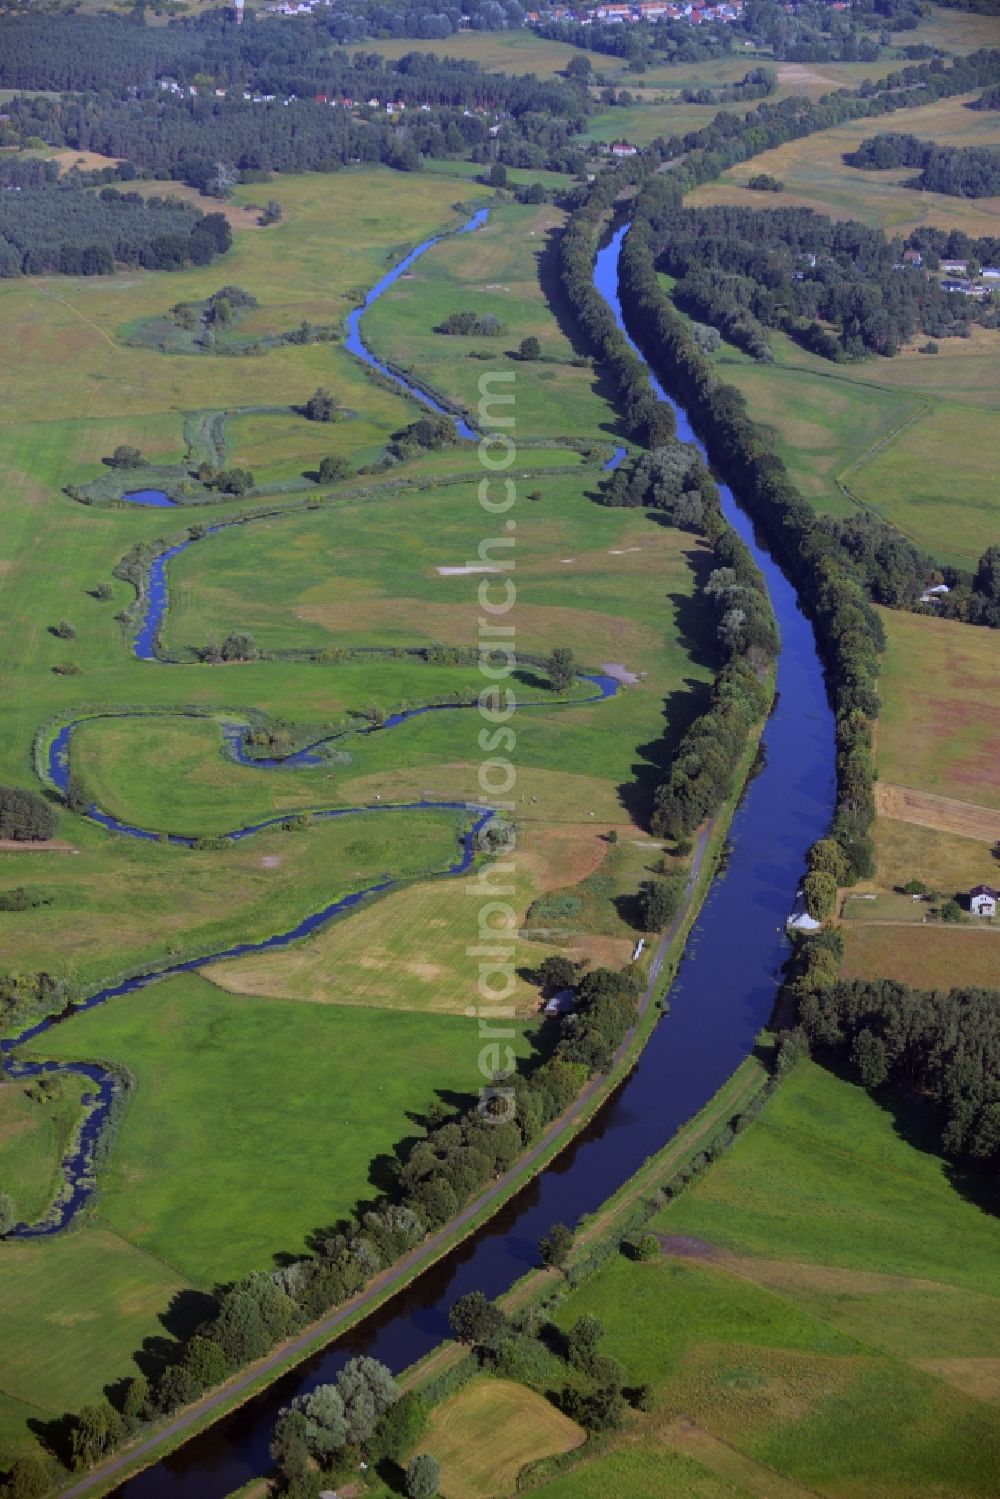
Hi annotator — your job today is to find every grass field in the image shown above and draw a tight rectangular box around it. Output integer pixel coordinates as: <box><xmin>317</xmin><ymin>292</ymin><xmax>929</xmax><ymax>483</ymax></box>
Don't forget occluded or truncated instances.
<box><xmin>875</xmin><ymin>609</ymin><xmax>1000</xmax><ymax>809</ymax></box>
<box><xmin>840</xmin><ymin>923</ymin><xmax>1000</xmax><ymax>989</ymax></box>
<box><xmin>205</xmin><ymin>819</ymin><xmax>646</xmax><ymax>1014</ymax></box>
<box><xmin>695</xmin><ymin>316</ymin><xmax>999</xmax><ymax>566</ymax></box>
<box><xmin>0</xmin><ymin>1073</ymin><xmax>91</xmax><ymax>1225</ymax></box>
<box><xmin>364</xmin><ymin>199</ymin><xmax>625</xmax><ymax>442</ymax></box>
<box><xmin>835</xmin><ymin>609</ymin><xmax>1000</xmax><ymax>988</ymax></box>
<box><xmin>35</xmin><ymin>974</ymin><xmax>532</xmax><ymax>1282</ymax></box>
<box><xmin>683</xmin><ymin>236</ymin><xmax>1000</xmax><ymax>563</ymax></box>
<box><xmin>364</xmin><ymin>29</ymin><xmax>591</xmax><ymax>78</ymax></box>
<box><xmin>689</xmin><ymin>94</ymin><xmax>1000</xmax><ymax>238</ymax></box>
<box><xmin>0</xmin><ymin>1228</ymin><xmax>189</xmax><ymax>1463</ymax></box>
<box><xmin>528</xmin><ymin>1060</ymin><xmax>1000</xmax><ymax>1498</ymax></box>
<box><xmin>420</xmin><ymin>1377</ymin><xmax>584</xmax><ymax>1499</ymax></box>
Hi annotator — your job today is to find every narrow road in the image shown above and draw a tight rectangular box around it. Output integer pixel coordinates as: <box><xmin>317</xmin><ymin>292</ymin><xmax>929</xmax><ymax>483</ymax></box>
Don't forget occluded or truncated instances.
<box><xmin>62</xmin><ymin>815</ymin><xmax>717</xmax><ymax>1497</ymax></box>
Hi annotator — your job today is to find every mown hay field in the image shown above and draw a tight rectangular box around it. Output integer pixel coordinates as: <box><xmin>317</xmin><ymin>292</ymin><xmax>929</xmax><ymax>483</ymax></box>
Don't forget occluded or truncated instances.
<box><xmin>422</xmin><ymin>1377</ymin><xmax>585</xmax><ymax>1499</ymax></box>
<box><xmin>875</xmin><ymin>610</ymin><xmax>1000</xmax><ymax>809</ymax></box>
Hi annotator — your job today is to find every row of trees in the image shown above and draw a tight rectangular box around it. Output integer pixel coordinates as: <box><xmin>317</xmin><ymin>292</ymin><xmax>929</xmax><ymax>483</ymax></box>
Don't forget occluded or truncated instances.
<box><xmin>848</xmin><ymin>132</ymin><xmax>1000</xmax><ymax>198</ymax></box>
<box><xmin>682</xmin><ymin>65</ymin><xmax>778</xmax><ymax>108</ymax></box>
<box><xmin>0</xmin><ymin>186</ymin><xmax>230</xmax><ymax>278</ymax></box>
<box><xmin>798</xmin><ymin>976</ymin><xmax>1000</xmax><ymax>1167</ymax></box>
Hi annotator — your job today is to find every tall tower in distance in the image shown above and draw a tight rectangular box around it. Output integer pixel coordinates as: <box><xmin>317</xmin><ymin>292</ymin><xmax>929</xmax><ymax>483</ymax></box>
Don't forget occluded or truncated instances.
<box><xmin>234</xmin><ymin>0</ymin><xmax>245</xmax><ymax>22</ymax></box>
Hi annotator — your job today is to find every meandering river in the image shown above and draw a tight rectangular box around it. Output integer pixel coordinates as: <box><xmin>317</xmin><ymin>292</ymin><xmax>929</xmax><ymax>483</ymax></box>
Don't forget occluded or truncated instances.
<box><xmin>92</xmin><ymin>221</ymin><xmax>837</xmax><ymax>1496</ymax></box>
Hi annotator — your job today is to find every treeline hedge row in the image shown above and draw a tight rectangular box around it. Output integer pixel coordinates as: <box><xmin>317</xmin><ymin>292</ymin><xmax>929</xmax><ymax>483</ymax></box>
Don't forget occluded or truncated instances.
<box><xmin>618</xmin><ymin>183</ymin><xmax>881</xmax><ymax>884</ymax></box>
<box><xmin>847</xmin><ymin>132</ymin><xmax>1000</xmax><ymax>198</ymax></box>
<box><xmin>784</xmin><ymin>933</ymin><xmax>1000</xmax><ymax>1169</ymax></box>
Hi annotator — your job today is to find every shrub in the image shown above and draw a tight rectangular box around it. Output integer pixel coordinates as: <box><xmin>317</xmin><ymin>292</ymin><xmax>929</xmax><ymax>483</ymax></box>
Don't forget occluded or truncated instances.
<box><xmin>0</xmin><ymin>886</ymin><xmax>50</xmax><ymax>911</ymax></box>
<box><xmin>107</xmin><ymin>444</ymin><xmax>145</xmax><ymax>469</ymax></box>
<box><xmin>803</xmin><ymin>869</ymin><xmax>837</xmax><ymax>920</ymax></box>
<box><xmin>0</xmin><ymin>786</ymin><xmax>57</xmax><ymax>841</ymax></box>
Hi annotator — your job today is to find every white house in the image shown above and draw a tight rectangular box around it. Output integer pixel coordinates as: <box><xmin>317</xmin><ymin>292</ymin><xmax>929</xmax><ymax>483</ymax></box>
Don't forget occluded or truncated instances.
<box><xmin>970</xmin><ymin>884</ymin><xmax>997</xmax><ymax>918</ymax></box>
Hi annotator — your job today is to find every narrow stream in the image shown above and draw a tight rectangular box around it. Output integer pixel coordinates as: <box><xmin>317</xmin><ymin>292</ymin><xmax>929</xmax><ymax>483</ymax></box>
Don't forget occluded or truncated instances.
<box><xmin>106</xmin><ymin>223</ymin><xmax>837</xmax><ymax>1496</ymax></box>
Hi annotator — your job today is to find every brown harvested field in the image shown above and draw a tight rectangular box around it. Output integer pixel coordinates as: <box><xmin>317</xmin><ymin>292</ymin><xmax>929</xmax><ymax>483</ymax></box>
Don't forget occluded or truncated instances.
<box><xmin>840</xmin><ymin>924</ymin><xmax>1000</xmax><ymax>989</ymax></box>
<box><xmin>875</xmin><ymin>610</ymin><xmax>1000</xmax><ymax>809</ymax></box>
<box><xmin>0</xmin><ymin>839</ymin><xmax>77</xmax><ymax>853</ymax></box>
<box><xmin>656</xmin><ymin>1416</ymin><xmax>819</xmax><ymax>1498</ymax></box>
<box><xmin>876</xmin><ymin>783</ymin><xmax>1000</xmax><ymax>844</ymax></box>
<box><xmin>423</xmin><ymin>1377</ymin><xmax>585</xmax><ymax>1499</ymax></box>
<box><xmin>873</xmin><ymin>816</ymin><xmax>997</xmax><ymax>896</ymax></box>
<box><xmin>659</xmin><ymin>1238</ymin><xmax>955</xmax><ymax>1296</ymax></box>
<box><xmin>49</xmin><ymin>149</ymin><xmax>122</xmax><ymax>174</ymax></box>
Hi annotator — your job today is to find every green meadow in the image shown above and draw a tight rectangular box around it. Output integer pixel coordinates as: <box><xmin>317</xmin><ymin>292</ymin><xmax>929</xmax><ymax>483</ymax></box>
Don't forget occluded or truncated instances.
<box><xmin>532</xmin><ymin>1061</ymin><xmax>1000</xmax><ymax>1498</ymax></box>
<box><xmin>0</xmin><ymin>974</ymin><xmax>531</xmax><ymax>1460</ymax></box>
<box><xmin>34</xmin><ymin>974</ymin><xmax>531</xmax><ymax>1282</ymax></box>
<box><xmin>363</xmin><ymin>199</ymin><xmax>625</xmax><ymax>442</ymax></box>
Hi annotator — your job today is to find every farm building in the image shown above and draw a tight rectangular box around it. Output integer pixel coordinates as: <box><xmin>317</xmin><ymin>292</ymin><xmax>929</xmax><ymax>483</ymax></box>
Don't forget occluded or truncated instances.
<box><xmin>969</xmin><ymin>885</ymin><xmax>997</xmax><ymax>918</ymax></box>
<box><xmin>611</xmin><ymin>141</ymin><xmax>638</xmax><ymax>157</ymax></box>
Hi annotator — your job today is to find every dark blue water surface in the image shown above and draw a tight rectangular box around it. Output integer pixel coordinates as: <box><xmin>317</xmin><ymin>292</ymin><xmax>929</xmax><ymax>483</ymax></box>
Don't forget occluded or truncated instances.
<box><xmin>344</xmin><ymin>207</ymin><xmax>489</xmax><ymax>441</ymax></box>
<box><xmin>101</xmin><ymin>223</ymin><xmax>836</xmax><ymax>1498</ymax></box>
<box><xmin>123</xmin><ymin>490</ymin><xmax>176</xmax><ymax>508</ymax></box>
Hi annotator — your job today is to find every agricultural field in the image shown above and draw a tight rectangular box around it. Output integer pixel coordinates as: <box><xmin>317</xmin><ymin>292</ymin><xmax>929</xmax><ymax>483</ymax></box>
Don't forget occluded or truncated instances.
<box><xmin>364</xmin><ymin>29</ymin><xmax>592</xmax><ymax>78</ymax></box>
<box><xmin>421</xmin><ymin>1377</ymin><xmax>584</xmax><ymax>1499</ymax></box>
<box><xmin>696</xmin><ymin>320</ymin><xmax>999</xmax><ymax>567</ymax></box>
<box><xmin>875</xmin><ymin>610</ymin><xmax>1000</xmax><ymax>811</ymax></box>
<box><xmin>526</xmin><ymin>1061</ymin><xmax>1000</xmax><ymax>1498</ymax></box>
<box><xmin>839</xmin><ymin>608</ymin><xmax>1000</xmax><ymax>985</ymax></box>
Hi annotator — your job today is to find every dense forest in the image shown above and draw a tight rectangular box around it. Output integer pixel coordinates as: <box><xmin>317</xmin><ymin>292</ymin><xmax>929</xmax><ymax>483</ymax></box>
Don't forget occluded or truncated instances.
<box><xmin>847</xmin><ymin>132</ymin><xmax>1000</xmax><ymax>196</ymax></box>
<box><xmin>0</xmin><ymin>187</ymin><xmax>231</xmax><ymax>277</ymax></box>
<box><xmin>0</xmin><ymin>8</ymin><xmax>524</xmax><ymax>93</ymax></box>
<box><xmin>798</xmin><ymin>977</ymin><xmax>1000</xmax><ymax>1168</ymax></box>
<box><xmin>0</xmin><ymin>51</ymin><xmax>589</xmax><ymax>184</ymax></box>
<box><xmin>655</xmin><ymin>205</ymin><xmax>997</xmax><ymax>361</ymax></box>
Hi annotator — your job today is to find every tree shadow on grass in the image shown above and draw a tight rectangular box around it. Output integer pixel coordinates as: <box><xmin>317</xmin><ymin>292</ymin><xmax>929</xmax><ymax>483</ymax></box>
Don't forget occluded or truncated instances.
<box><xmin>617</xmin><ymin>678</ymin><xmax>713</xmax><ymax>828</ymax></box>
<box><xmin>815</xmin><ymin>1052</ymin><xmax>1000</xmax><ymax>1220</ymax></box>
<box><xmin>536</xmin><ymin>224</ymin><xmax>630</xmax><ymax>443</ymax></box>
